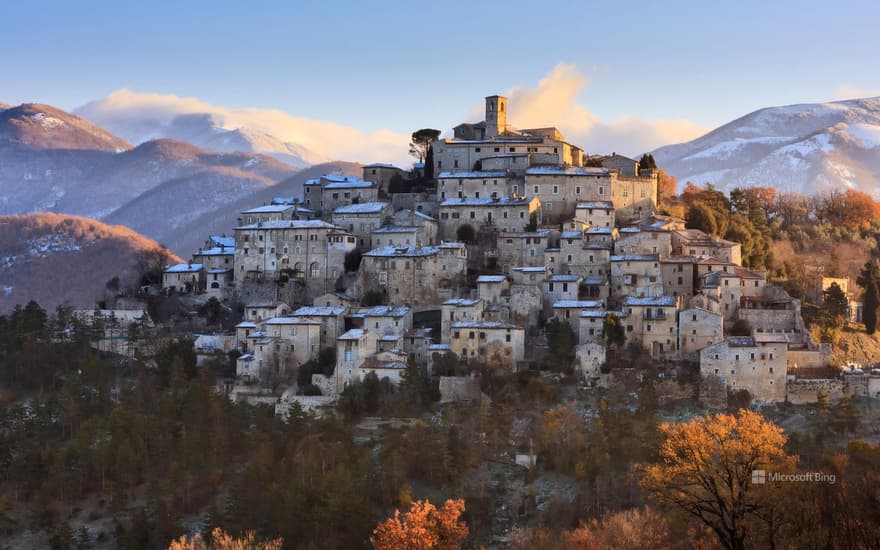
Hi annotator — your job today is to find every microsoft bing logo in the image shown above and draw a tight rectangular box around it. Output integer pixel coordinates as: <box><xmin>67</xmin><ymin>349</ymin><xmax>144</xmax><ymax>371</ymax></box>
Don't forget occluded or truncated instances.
<box><xmin>751</xmin><ymin>470</ymin><xmax>766</xmax><ymax>484</ymax></box>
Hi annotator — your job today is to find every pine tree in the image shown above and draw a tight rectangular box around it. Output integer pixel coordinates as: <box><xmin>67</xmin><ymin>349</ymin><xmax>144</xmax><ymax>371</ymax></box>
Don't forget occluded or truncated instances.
<box><xmin>857</xmin><ymin>259</ymin><xmax>880</xmax><ymax>334</ymax></box>
<box><xmin>823</xmin><ymin>283</ymin><xmax>850</xmax><ymax>326</ymax></box>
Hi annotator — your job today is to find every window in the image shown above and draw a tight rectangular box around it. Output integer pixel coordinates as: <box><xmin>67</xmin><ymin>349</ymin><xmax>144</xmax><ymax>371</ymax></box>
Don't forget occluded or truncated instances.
<box><xmin>576</xmin><ymin>186</ymin><xmax>581</xmax><ymax>194</ymax></box>
<box><xmin>533</xmin><ymin>185</ymin><xmax>539</xmax><ymax>193</ymax></box>
<box><xmin>552</xmin><ymin>185</ymin><xmax>558</xmax><ymax>194</ymax></box>
<box><xmin>598</xmin><ymin>186</ymin><xmax>605</xmax><ymax>195</ymax></box>
<box><xmin>505</xmin><ymin>334</ymin><xmax>511</xmax><ymax>342</ymax></box>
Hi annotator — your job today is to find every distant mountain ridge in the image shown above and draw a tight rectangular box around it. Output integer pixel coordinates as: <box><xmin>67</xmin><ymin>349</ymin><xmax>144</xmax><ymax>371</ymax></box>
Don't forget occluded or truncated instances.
<box><xmin>0</xmin><ymin>103</ymin><xmax>132</xmax><ymax>152</ymax></box>
<box><xmin>653</xmin><ymin>97</ymin><xmax>880</xmax><ymax>196</ymax></box>
<box><xmin>0</xmin><ymin>213</ymin><xmax>180</xmax><ymax>312</ymax></box>
<box><xmin>75</xmin><ymin>105</ymin><xmax>324</xmax><ymax>168</ymax></box>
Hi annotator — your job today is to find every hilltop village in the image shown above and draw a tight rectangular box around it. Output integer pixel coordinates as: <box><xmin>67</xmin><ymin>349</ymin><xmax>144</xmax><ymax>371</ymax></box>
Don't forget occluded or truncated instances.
<box><xmin>150</xmin><ymin>95</ymin><xmax>873</xmax><ymax>414</ymax></box>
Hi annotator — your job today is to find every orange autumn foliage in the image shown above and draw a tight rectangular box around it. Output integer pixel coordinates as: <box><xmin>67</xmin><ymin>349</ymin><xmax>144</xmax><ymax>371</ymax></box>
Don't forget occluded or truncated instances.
<box><xmin>371</xmin><ymin>499</ymin><xmax>468</xmax><ymax>550</ymax></box>
<box><xmin>167</xmin><ymin>528</ymin><xmax>282</xmax><ymax>550</ymax></box>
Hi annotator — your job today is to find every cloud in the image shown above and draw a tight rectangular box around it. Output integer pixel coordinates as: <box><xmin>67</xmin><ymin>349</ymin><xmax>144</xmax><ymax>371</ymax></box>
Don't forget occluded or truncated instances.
<box><xmin>835</xmin><ymin>84</ymin><xmax>880</xmax><ymax>100</ymax></box>
<box><xmin>76</xmin><ymin>89</ymin><xmax>411</xmax><ymax>165</ymax></box>
<box><xmin>484</xmin><ymin>63</ymin><xmax>708</xmax><ymax>156</ymax></box>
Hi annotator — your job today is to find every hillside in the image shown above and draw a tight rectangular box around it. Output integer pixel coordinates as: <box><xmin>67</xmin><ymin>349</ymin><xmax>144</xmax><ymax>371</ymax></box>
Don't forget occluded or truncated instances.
<box><xmin>0</xmin><ymin>213</ymin><xmax>180</xmax><ymax>312</ymax></box>
<box><xmin>830</xmin><ymin>324</ymin><xmax>880</xmax><ymax>367</ymax></box>
<box><xmin>0</xmin><ymin>103</ymin><xmax>132</xmax><ymax>152</ymax></box>
<box><xmin>653</xmin><ymin>97</ymin><xmax>880</xmax><ymax>195</ymax></box>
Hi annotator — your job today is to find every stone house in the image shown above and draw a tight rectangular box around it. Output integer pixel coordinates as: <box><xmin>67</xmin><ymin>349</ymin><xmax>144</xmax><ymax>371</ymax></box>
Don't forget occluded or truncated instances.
<box><xmin>524</xmin><ymin>166</ymin><xmax>614</xmax><ymax>222</ymax></box>
<box><xmin>437</xmin><ymin>171</ymin><xmax>511</xmax><ymax>200</ymax></box>
<box><xmin>192</xmin><ymin>243</ymin><xmax>234</xmax><ymax>272</ymax></box>
<box><xmin>673</xmin><ymin>229</ymin><xmax>742</xmax><ymax>265</ymax></box>
<box><xmin>496</xmin><ymin>230</ymin><xmax>552</xmax><ymax>269</ymax></box>
<box><xmin>321</xmin><ymin>178</ymin><xmax>379</xmax><ymax>215</ymax></box>
<box><xmin>509</xmin><ymin>265</ymin><xmax>551</xmax><ymax>286</ymax></box>
<box><xmin>448</xmin><ymin>321</ymin><xmax>525</xmax><ymax>367</ymax></box>
<box><xmin>600</xmin><ymin>153</ymin><xmax>639</xmax><ymax>177</ymax></box>
<box><xmin>163</xmin><ymin>263</ymin><xmax>205</xmax><ymax>293</ymax></box>
<box><xmin>245</xmin><ymin>302</ymin><xmax>291</xmax><ymax>323</ymax></box>
<box><xmin>544</xmin><ymin>275</ymin><xmax>585</xmax><ymax>313</ymax></box>
<box><xmin>358</xmin><ymin>242</ymin><xmax>468</xmax><ymax>307</ymax></box>
<box><xmin>584</xmin><ymin>226</ymin><xmax>618</xmax><ymax>245</ymax></box>
<box><xmin>578</xmin><ymin>310</ymin><xmax>625</xmax><ymax>345</ymax></box>
<box><xmin>610</xmin><ymin>254</ymin><xmax>664</xmax><ymax>299</ymax></box>
<box><xmin>330</xmin><ymin>201</ymin><xmax>392</xmax><ymax>248</ymax></box>
<box><xmin>391</xmin><ymin>209</ymin><xmax>439</xmax><ymax>239</ymax></box>
<box><xmin>575</xmin><ymin>341</ymin><xmax>607</xmax><ymax>382</ymax></box>
<box><xmin>621</xmin><ymin>295</ymin><xmax>679</xmax><ymax>359</ymax></box>
<box><xmin>661</xmin><ymin>256</ymin><xmax>696</xmax><ymax>299</ymax></box>
<box><xmin>404</xmin><ymin>327</ymin><xmax>434</xmax><ymax>366</ymax></box>
<box><xmin>574</xmin><ymin>200</ymin><xmax>615</xmax><ymax>228</ymax></box>
<box><xmin>349</xmin><ymin>305</ymin><xmax>412</xmax><ymax>337</ymax></box>
<box><xmin>441</xmin><ymin>298</ymin><xmax>486</xmax><ymax>343</ymax></box>
<box><xmin>552</xmin><ymin>300</ymin><xmax>603</xmax><ymax>330</ymax></box>
<box><xmin>476</xmin><ymin>275</ymin><xmax>510</xmax><ymax>304</ymax></box>
<box><xmin>333</xmin><ymin>328</ymin><xmax>379</xmax><ymax>393</ymax></box>
<box><xmin>614</xmin><ymin>227</ymin><xmax>672</xmax><ymax>257</ymax></box>
<box><xmin>438</xmin><ymin>196</ymin><xmax>542</xmax><ymax>240</ymax></box>
<box><xmin>678</xmin><ymin>307</ymin><xmax>724</xmax><ymax>362</ymax></box>
<box><xmin>608</xmin><ymin>173</ymin><xmax>657</xmax><ymax>224</ymax></box>
<box><xmin>359</xmin><ymin>351</ymin><xmax>409</xmax><ymax>384</ymax></box>
<box><xmin>291</xmin><ymin>305</ymin><xmax>348</xmax><ymax>350</ymax></box>
<box><xmin>699</xmin><ymin>336</ymin><xmax>787</xmax><ymax>402</ymax></box>
<box><xmin>363</xmin><ymin>163</ymin><xmax>407</xmax><ymax>197</ymax></box>
<box><xmin>233</xmin><ymin>220</ymin><xmax>356</xmax><ymax>299</ymax></box>
<box><xmin>370</xmin><ymin>225</ymin><xmax>426</xmax><ymax>249</ymax></box>
<box><xmin>262</xmin><ymin>316</ymin><xmax>323</xmax><ymax>369</ymax></box>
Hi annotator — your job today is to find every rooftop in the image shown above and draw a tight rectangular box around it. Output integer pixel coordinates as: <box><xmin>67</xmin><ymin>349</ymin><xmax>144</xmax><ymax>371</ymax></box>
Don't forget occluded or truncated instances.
<box><xmin>549</xmin><ymin>274</ymin><xmax>582</xmax><ymax>282</ymax></box>
<box><xmin>611</xmin><ymin>254</ymin><xmax>660</xmax><ymax>262</ymax></box>
<box><xmin>623</xmin><ymin>296</ymin><xmax>677</xmax><ymax>307</ymax></box>
<box><xmin>451</xmin><ymin>321</ymin><xmax>522</xmax><ymax>329</ymax></box>
<box><xmin>164</xmin><ymin>263</ymin><xmax>203</xmax><ymax>273</ymax></box>
<box><xmin>443</xmin><ymin>298</ymin><xmax>481</xmax><ymax>307</ymax></box>
<box><xmin>339</xmin><ymin>328</ymin><xmax>369</xmax><ymax>340</ymax></box>
<box><xmin>372</xmin><ymin>225</ymin><xmax>419</xmax><ymax>234</ymax></box>
<box><xmin>553</xmin><ymin>300</ymin><xmax>603</xmax><ymax>308</ymax></box>
<box><xmin>332</xmin><ymin>201</ymin><xmax>390</xmax><ymax>214</ymax></box>
<box><xmin>477</xmin><ymin>275</ymin><xmax>507</xmax><ymax>283</ymax></box>
<box><xmin>235</xmin><ymin>220</ymin><xmax>338</xmax><ymax>230</ymax></box>
<box><xmin>526</xmin><ymin>166</ymin><xmax>610</xmax><ymax>176</ymax></box>
<box><xmin>264</xmin><ymin>316</ymin><xmax>321</xmax><ymax>325</ymax></box>
<box><xmin>440</xmin><ymin>196</ymin><xmax>535</xmax><ymax>207</ymax></box>
<box><xmin>351</xmin><ymin>305</ymin><xmax>410</xmax><ymax>318</ymax></box>
<box><xmin>437</xmin><ymin>171</ymin><xmax>507</xmax><ymax>179</ymax></box>
<box><xmin>576</xmin><ymin>200</ymin><xmax>614</xmax><ymax>209</ymax></box>
<box><xmin>363</xmin><ymin>245</ymin><xmax>442</xmax><ymax>257</ymax></box>
<box><xmin>241</xmin><ymin>204</ymin><xmax>293</xmax><ymax>214</ymax></box>
<box><xmin>292</xmin><ymin>306</ymin><xmax>347</xmax><ymax>317</ymax></box>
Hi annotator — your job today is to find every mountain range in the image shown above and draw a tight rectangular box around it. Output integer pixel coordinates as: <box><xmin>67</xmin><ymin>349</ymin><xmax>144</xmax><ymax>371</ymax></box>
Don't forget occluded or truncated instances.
<box><xmin>653</xmin><ymin>97</ymin><xmax>880</xmax><ymax>195</ymax></box>
<box><xmin>0</xmin><ymin>103</ymin><xmax>361</xmax><ymax>256</ymax></box>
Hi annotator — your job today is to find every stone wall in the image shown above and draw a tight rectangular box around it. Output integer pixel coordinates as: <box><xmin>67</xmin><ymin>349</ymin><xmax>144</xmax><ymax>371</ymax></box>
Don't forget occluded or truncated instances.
<box><xmin>656</xmin><ymin>378</ymin><xmax>697</xmax><ymax>406</ymax></box>
<box><xmin>699</xmin><ymin>374</ymin><xmax>728</xmax><ymax>409</ymax></box>
<box><xmin>439</xmin><ymin>376</ymin><xmax>482</xmax><ymax>403</ymax></box>
<box><xmin>786</xmin><ymin>378</ymin><xmax>846</xmax><ymax>404</ymax></box>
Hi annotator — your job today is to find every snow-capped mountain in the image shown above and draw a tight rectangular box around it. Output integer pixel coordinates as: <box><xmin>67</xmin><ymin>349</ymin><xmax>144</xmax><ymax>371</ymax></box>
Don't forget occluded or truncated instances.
<box><xmin>653</xmin><ymin>97</ymin><xmax>880</xmax><ymax>195</ymax></box>
<box><xmin>75</xmin><ymin>106</ymin><xmax>324</xmax><ymax>168</ymax></box>
<box><xmin>0</xmin><ymin>103</ymin><xmax>132</xmax><ymax>152</ymax></box>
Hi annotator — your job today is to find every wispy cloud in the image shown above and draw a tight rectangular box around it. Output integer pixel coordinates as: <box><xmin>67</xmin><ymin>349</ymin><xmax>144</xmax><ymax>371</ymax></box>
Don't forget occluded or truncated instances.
<box><xmin>482</xmin><ymin>63</ymin><xmax>708</xmax><ymax>156</ymax></box>
<box><xmin>76</xmin><ymin>89</ymin><xmax>411</xmax><ymax>165</ymax></box>
<box><xmin>835</xmin><ymin>84</ymin><xmax>880</xmax><ymax>100</ymax></box>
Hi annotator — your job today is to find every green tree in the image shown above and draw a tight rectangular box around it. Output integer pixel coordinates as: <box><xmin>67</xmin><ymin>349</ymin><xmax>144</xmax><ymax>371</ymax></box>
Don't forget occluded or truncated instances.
<box><xmin>409</xmin><ymin>129</ymin><xmax>441</xmax><ymax>163</ymax></box>
<box><xmin>602</xmin><ymin>314</ymin><xmax>626</xmax><ymax>348</ymax></box>
<box><xmin>857</xmin><ymin>259</ymin><xmax>880</xmax><ymax>334</ymax></box>
<box><xmin>638</xmin><ymin>153</ymin><xmax>657</xmax><ymax>171</ymax></box>
<box><xmin>822</xmin><ymin>283</ymin><xmax>849</xmax><ymax>326</ymax></box>
<box><xmin>544</xmin><ymin>319</ymin><xmax>576</xmax><ymax>372</ymax></box>
<box><xmin>728</xmin><ymin>319</ymin><xmax>751</xmax><ymax>337</ymax></box>
<box><xmin>686</xmin><ymin>201</ymin><xmax>720</xmax><ymax>236</ymax></box>
<box><xmin>831</xmin><ymin>394</ymin><xmax>860</xmax><ymax>434</ymax></box>
<box><xmin>198</xmin><ymin>297</ymin><xmax>225</xmax><ymax>328</ymax></box>
<box><xmin>525</xmin><ymin>212</ymin><xmax>538</xmax><ymax>232</ymax></box>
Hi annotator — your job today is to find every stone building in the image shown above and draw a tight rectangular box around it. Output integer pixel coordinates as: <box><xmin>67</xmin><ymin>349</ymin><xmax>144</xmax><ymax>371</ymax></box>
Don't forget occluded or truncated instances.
<box><xmin>495</xmin><ymin>230</ymin><xmax>552</xmax><ymax>269</ymax></box>
<box><xmin>600</xmin><ymin>153</ymin><xmax>640</xmax><ymax>177</ymax></box>
<box><xmin>621</xmin><ymin>295</ymin><xmax>679</xmax><ymax>359</ymax></box>
<box><xmin>661</xmin><ymin>256</ymin><xmax>696</xmax><ymax>299</ymax></box>
<box><xmin>438</xmin><ymin>196</ymin><xmax>542</xmax><ymax>240</ymax></box>
<box><xmin>245</xmin><ymin>302</ymin><xmax>291</xmax><ymax>323</ymax></box>
<box><xmin>699</xmin><ymin>336</ymin><xmax>788</xmax><ymax>402</ymax></box>
<box><xmin>552</xmin><ymin>300</ymin><xmax>603</xmax><ymax>327</ymax></box>
<box><xmin>333</xmin><ymin>328</ymin><xmax>379</xmax><ymax>393</ymax></box>
<box><xmin>262</xmin><ymin>316</ymin><xmax>323</xmax><ymax>369</ymax></box>
<box><xmin>610</xmin><ymin>254</ymin><xmax>664</xmax><ymax>299</ymax></box>
<box><xmin>321</xmin><ymin>178</ymin><xmax>379</xmax><ymax>215</ymax></box>
<box><xmin>476</xmin><ymin>275</ymin><xmax>510</xmax><ymax>305</ymax></box>
<box><xmin>349</xmin><ymin>305</ymin><xmax>412</xmax><ymax>337</ymax></box>
<box><xmin>163</xmin><ymin>263</ymin><xmax>205</xmax><ymax>293</ymax></box>
<box><xmin>330</xmin><ymin>201</ymin><xmax>392</xmax><ymax>248</ymax></box>
<box><xmin>673</xmin><ymin>229</ymin><xmax>742</xmax><ymax>265</ymax></box>
<box><xmin>574</xmin><ymin>200</ymin><xmax>615</xmax><ymax>228</ymax></box>
<box><xmin>437</xmin><ymin>171</ymin><xmax>511</xmax><ymax>200</ymax></box>
<box><xmin>614</xmin><ymin>227</ymin><xmax>672</xmax><ymax>257</ymax></box>
<box><xmin>441</xmin><ymin>298</ymin><xmax>486</xmax><ymax>343</ymax></box>
<box><xmin>575</xmin><ymin>341</ymin><xmax>607</xmax><ymax>382</ymax></box>
<box><xmin>363</xmin><ymin>163</ymin><xmax>407</xmax><ymax>197</ymax></box>
<box><xmin>358</xmin><ymin>242</ymin><xmax>468</xmax><ymax>307</ymax></box>
<box><xmin>678</xmin><ymin>307</ymin><xmax>724</xmax><ymax>362</ymax></box>
<box><xmin>523</xmin><ymin>166</ymin><xmax>614</xmax><ymax>221</ymax></box>
<box><xmin>233</xmin><ymin>220</ymin><xmax>357</xmax><ymax>298</ymax></box>
<box><xmin>448</xmin><ymin>321</ymin><xmax>525</xmax><ymax>367</ymax></box>
<box><xmin>291</xmin><ymin>305</ymin><xmax>347</xmax><ymax>350</ymax></box>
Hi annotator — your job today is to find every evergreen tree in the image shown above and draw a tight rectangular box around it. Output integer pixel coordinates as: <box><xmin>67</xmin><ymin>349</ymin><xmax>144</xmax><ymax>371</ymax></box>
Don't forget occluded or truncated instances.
<box><xmin>822</xmin><ymin>283</ymin><xmax>850</xmax><ymax>326</ymax></box>
<box><xmin>858</xmin><ymin>260</ymin><xmax>880</xmax><ymax>334</ymax></box>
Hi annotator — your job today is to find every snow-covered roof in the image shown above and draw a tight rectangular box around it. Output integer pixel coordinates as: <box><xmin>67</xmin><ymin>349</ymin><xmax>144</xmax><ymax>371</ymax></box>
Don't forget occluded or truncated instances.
<box><xmin>209</xmin><ymin>235</ymin><xmax>235</xmax><ymax>248</ymax></box>
<box><xmin>351</xmin><ymin>305</ymin><xmax>410</xmax><ymax>318</ymax></box>
<box><xmin>364</xmin><ymin>162</ymin><xmax>401</xmax><ymax>169</ymax></box>
<box><xmin>195</xmin><ymin>247</ymin><xmax>234</xmax><ymax>256</ymax></box>
<box><xmin>332</xmin><ymin>201</ymin><xmax>389</xmax><ymax>215</ymax></box>
<box><xmin>623</xmin><ymin>296</ymin><xmax>677</xmax><ymax>307</ymax></box>
<box><xmin>586</xmin><ymin>227</ymin><xmax>615</xmax><ymax>235</ymax></box>
<box><xmin>477</xmin><ymin>275</ymin><xmax>507</xmax><ymax>283</ymax></box>
<box><xmin>264</xmin><ymin>316</ymin><xmax>321</xmax><ymax>325</ymax></box>
<box><xmin>526</xmin><ymin>166</ymin><xmax>610</xmax><ymax>176</ymax></box>
<box><xmin>553</xmin><ymin>300</ymin><xmax>603</xmax><ymax>309</ymax></box>
<box><xmin>428</xmin><ymin>343</ymin><xmax>451</xmax><ymax>351</ymax></box>
<box><xmin>440</xmin><ymin>196</ymin><xmax>535</xmax><ymax>207</ymax></box>
<box><xmin>339</xmin><ymin>328</ymin><xmax>368</xmax><ymax>340</ymax></box>
<box><xmin>324</xmin><ymin>179</ymin><xmax>374</xmax><ymax>189</ymax></box>
<box><xmin>576</xmin><ymin>201</ymin><xmax>614</xmax><ymax>209</ymax></box>
<box><xmin>511</xmin><ymin>266</ymin><xmax>550</xmax><ymax>273</ymax></box>
<box><xmin>235</xmin><ymin>220</ymin><xmax>339</xmax><ymax>230</ymax></box>
<box><xmin>610</xmin><ymin>254</ymin><xmax>660</xmax><ymax>262</ymax></box>
<box><xmin>372</xmin><ymin>225</ymin><xmax>419</xmax><ymax>234</ymax></box>
<box><xmin>292</xmin><ymin>306</ymin><xmax>347</xmax><ymax>317</ymax></box>
<box><xmin>207</xmin><ymin>268</ymin><xmax>232</xmax><ymax>274</ymax></box>
<box><xmin>241</xmin><ymin>204</ymin><xmax>293</xmax><ymax>214</ymax></box>
<box><xmin>437</xmin><ymin>171</ymin><xmax>507</xmax><ymax>179</ymax></box>
<box><xmin>235</xmin><ymin>321</ymin><xmax>257</xmax><ymax>328</ymax></box>
<box><xmin>579</xmin><ymin>310</ymin><xmax>622</xmax><ymax>319</ymax></box>
<box><xmin>451</xmin><ymin>321</ymin><xmax>522</xmax><ymax>329</ymax></box>
<box><xmin>560</xmin><ymin>230</ymin><xmax>583</xmax><ymax>239</ymax></box>
<box><xmin>363</xmin><ymin>245</ymin><xmax>441</xmax><ymax>257</ymax></box>
<box><xmin>500</xmin><ymin>229</ymin><xmax>551</xmax><ymax>238</ymax></box>
<box><xmin>549</xmin><ymin>274</ymin><xmax>582</xmax><ymax>282</ymax></box>
<box><xmin>164</xmin><ymin>263</ymin><xmax>203</xmax><ymax>273</ymax></box>
<box><xmin>443</xmin><ymin>298</ymin><xmax>481</xmax><ymax>307</ymax></box>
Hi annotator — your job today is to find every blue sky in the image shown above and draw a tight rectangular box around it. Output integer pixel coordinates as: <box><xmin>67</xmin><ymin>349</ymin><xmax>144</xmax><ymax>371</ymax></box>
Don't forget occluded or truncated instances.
<box><xmin>3</xmin><ymin>0</ymin><xmax>879</xmax><ymax>161</ymax></box>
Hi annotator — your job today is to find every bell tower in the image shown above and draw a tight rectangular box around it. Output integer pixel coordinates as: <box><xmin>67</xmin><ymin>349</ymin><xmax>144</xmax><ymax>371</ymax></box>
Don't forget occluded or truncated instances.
<box><xmin>485</xmin><ymin>95</ymin><xmax>507</xmax><ymax>138</ymax></box>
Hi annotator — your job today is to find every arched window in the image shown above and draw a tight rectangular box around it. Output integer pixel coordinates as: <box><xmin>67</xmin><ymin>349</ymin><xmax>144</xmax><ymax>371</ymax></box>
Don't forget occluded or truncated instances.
<box><xmin>310</xmin><ymin>262</ymin><xmax>320</xmax><ymax>278</ymax></box>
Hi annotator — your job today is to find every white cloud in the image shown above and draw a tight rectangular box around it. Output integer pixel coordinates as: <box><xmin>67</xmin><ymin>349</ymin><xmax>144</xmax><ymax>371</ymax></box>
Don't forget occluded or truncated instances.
<box><xmin>76</xmin><ymin>89</ymin><xmax>411</xmax><ymax>165</ymax></box>
<box><xmin>835</xmin><ymin>84</ymin><xmax>880</xmax><ymax>100</ymax></box>
<box><xmin>473</xmin><ymin>64</ymin><xmax>708</xmax><ymax>156</ymax></box>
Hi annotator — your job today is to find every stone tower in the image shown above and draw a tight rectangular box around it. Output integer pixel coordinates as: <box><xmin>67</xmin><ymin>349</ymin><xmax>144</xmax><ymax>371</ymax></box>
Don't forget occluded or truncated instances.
<box><xmin>485</xmin><ymin>95</ymin><xmax>507</xmax><ymax>138</ymax></box>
